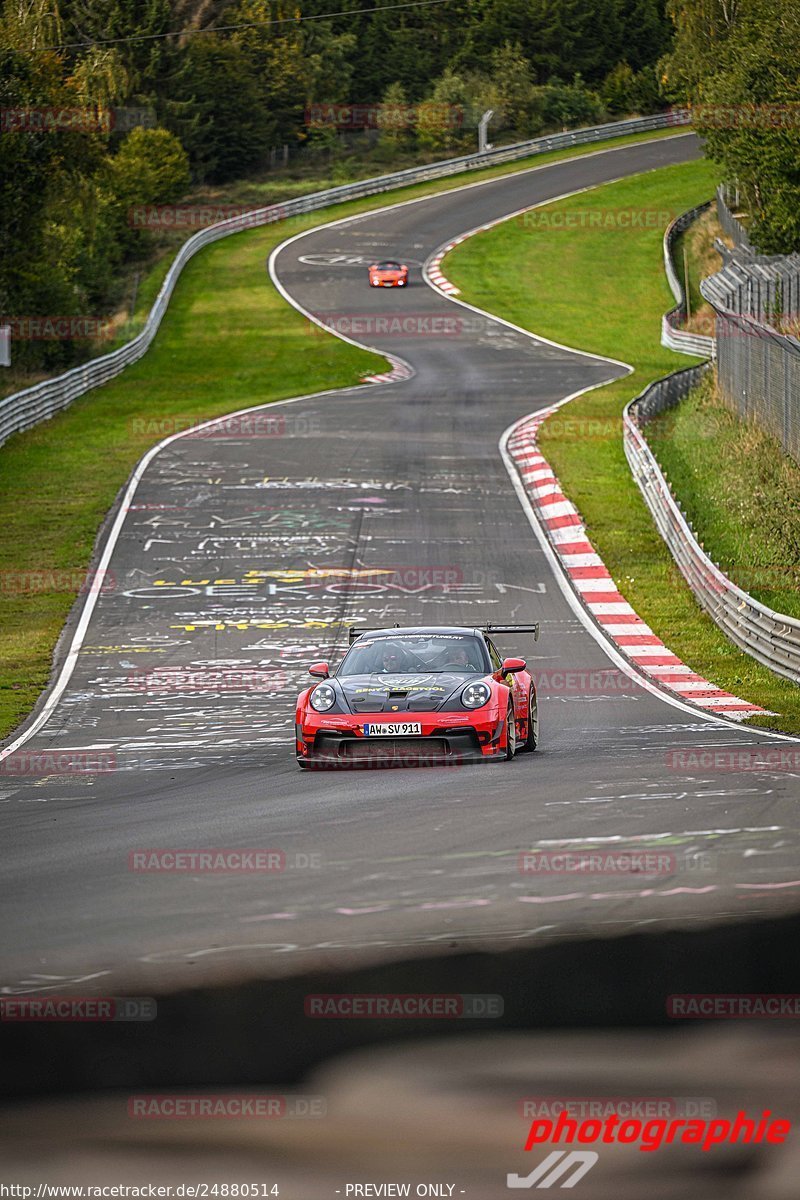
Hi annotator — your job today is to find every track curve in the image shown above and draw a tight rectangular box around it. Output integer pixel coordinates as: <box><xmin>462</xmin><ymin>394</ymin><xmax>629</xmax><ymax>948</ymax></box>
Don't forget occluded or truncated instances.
<box><xmin>2</xmin><ymin>133</ymin><xmax>799</xmax><ymax>996</ymax></box>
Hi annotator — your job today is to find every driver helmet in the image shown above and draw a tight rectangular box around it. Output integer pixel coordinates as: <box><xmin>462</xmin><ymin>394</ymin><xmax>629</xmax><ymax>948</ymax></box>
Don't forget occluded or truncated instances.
<box><xmin>378</xmin><ymin>642</ymin><xmax>405</xmax><ymax>672</ymax></box>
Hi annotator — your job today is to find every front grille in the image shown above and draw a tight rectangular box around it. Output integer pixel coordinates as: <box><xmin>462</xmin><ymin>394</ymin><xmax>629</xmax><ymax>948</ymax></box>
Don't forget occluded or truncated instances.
<box><xmin>312</xmin><ymin>728</ymin><xmax>484</xmax><ymax>766</ymax></box>
<box><xmin>341</xmin><ymin>737</ymin><xmax>449</xmax><ymax>762</ymax></box>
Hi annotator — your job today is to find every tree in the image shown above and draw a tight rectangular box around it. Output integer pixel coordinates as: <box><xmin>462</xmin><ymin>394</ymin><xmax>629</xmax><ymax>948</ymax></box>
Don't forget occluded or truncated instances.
<box><xmin>69</xmin><ymin>46</ymin><xmax>129</xmax><ymax>109</ymax></box>
<box><xmin>59</xmin><ymin>0</ymin><xmax>176</xmax><ymax>101</ymax></box>
<box><xmin>628</xmin><ymin>64</ymin><xmax>664</xmax><ymax>113</ymax></box>
<box><xmin>111</xmin><ymin>126</ymin><xmax>189</xmax><ymax>205</ymax></box>
<box><xmin>667</xmin><ymin>0</ymin><xmax>800</xmax><ymax>252</ymax></box>
<box><xmin>416</xmin><ymin>69</ymin><xmax>469</xmax><ymax>153</ymax></box>
<box><xmin>602</xmin><ymin>61</ymin><xmax>635</xmax><ymax>114</ymax></box>
<box><xmin>539</xmin><ymin>75</ymin><xmax>607</xmax><ymax>130</ymax></box>
<box><xmin>228</xmin><ymin>0</ymin><xmax>309</xmax><ymax>146</ymax></box>
<box><xmin>302</xmin><ymin>21</ymin><xmax>357</xmax><ymax>107</ymax></box>
<box><xmin>176</xmin><ymin>37</ymin><xmax>272</xmax><ymax>181</ymax></box>
<box><xmin>617</xmin><ymin>0</ymin><xmax>671</xmax><ymax>74</ymax></box>
<box><xmin>490</xmin><ymin>41</ymin><xmax>536</xmax><ymax>135</ymax></box>
<box><xmin>376</xmin><ymin>81</ymin><xmax>412</xmax><ymax>152</ymax></box>
<box><xmin>0</xmin><ymin>0</ymin><xmax>62</xmax><ymax>52</ymax></box>
<box><xmin>97</xmin><ymin>126</ymin><xmax>190</xmax><ymax>264</ymax></box>
<box><xmin>357</xmin><ymin>0</ymin><xmax>464</xmax><ymax>101</ymax></box>
<box><xmin>660</xmin><ymin>0</ymin><xmax>743</xmax><ymax>100</ymax></box>
<box><xmin>0</xmin><ymin>35</ymin><xmax>108</xmax><ymax>369</ymax></box>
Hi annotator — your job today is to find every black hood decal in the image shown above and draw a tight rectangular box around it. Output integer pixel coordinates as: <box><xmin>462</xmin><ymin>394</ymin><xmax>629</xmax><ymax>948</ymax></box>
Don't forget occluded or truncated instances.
<box><xmin>336</xmin><ymin>671</ymin><xmax>477</xmax><ymax>713</ymax></box>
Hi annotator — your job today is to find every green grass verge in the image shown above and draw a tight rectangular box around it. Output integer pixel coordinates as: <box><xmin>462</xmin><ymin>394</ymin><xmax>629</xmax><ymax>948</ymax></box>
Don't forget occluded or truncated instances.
<box><xmin>0</xmin><ymin>226</ymin><xmax>380</xmax><ymax>739</ymax></box>
<box><xmin>445</xmin><ymin>159</ymin><xmax>800</xmax><ymax>733</ymax></box>
<box><xmin>648</xmin><ymin>373</ymin><xmax>800</xmax><ymax>619</ymax></box>
<box><xmin>672</xmin><ymin>206</ymin><xmax>723</xmax><ymax>336</ymax></box>
<box><xmin>0</xmin><ymin>127</ymin><xmax>691</xmax><ymax>742</ymax></box>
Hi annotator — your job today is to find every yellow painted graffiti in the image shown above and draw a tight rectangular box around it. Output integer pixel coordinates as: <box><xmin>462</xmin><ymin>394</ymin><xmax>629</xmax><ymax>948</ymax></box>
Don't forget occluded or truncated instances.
<box><xmin>152</xmin><ymin>568</ymin><xmax>394</xmax><ymax>586</ymax></box>
<box><xmin>169</xmin><ymin>619</ymin><xmax>356</xmax><ymax>632</ymax></box>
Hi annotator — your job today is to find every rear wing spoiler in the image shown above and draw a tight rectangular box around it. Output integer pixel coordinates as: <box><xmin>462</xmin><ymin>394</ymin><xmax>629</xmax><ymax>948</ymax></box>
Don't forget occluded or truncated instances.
<box><xmin>482</xmin><ymin>623</ymin><xmax>540</xmax><ymax>641</ymax></box>
<box><xmin>348</xmin><ymin>622</ymin><xmax>540</xmax><ymax>644</ymax></box>
<box><xmin>348</xmin><ymin>624</ymin><xmax>400</xmax><ymax>643</ymax></box>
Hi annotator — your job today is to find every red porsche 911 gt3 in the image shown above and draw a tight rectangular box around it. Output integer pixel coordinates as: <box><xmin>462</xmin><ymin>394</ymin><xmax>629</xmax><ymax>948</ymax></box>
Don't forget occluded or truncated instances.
<box><xmin>295</xmin><ymin>624</ymin><xmax>539</xmax><ymax>768</ymax></box>
<box><xmin>368</xmin><ymin>260</ymin><xmax>408</xmax><ymax>287</ymax></box>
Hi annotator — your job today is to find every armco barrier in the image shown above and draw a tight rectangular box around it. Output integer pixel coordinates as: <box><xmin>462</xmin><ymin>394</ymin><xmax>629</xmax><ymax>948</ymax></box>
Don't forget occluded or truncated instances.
<box><xmin>700</xmin><ymin>193</ymin><xmax>800</xmax><ymax>462</ymax></box>
<box><xmin>624</xmin><ymin>365</ymin><xmax>800</xmax><ymax>684</ymax></box>
<box><xmin>660</xmin><ymin>201</ymin><xmax>716</xmax><ymax>359</ymax></box>
<box><xmin>0</xmin><ymin>111</ymin><xmax>689</xmax><ymax>449</ymax></box>
<box><xmin>716</xmin><ymin>183</ymin><xmax>755</xmax><ymax>254</ymax></box>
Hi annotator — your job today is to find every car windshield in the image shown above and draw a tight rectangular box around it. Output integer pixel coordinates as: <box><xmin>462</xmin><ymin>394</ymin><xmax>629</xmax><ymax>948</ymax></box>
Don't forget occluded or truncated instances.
<box><xmin>375</xmin><ymin>261</ymin><xmax>401</xmax><ymax>269</ymax></box>
<box><xmin>338</xmin><ymin>633</ymin><xmax>488</xmax><ymax>676</ymax></box>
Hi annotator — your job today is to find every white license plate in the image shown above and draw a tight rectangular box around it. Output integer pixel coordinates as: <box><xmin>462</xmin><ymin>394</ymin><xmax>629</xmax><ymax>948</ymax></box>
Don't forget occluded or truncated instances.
<box><xmin>363</xmin><ymin>722</ymin><xmax>422</xmax><ymax>737</ymax></box>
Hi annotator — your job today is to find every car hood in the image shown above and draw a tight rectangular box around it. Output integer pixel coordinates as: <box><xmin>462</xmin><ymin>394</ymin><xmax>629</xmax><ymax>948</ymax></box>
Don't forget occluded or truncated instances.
<box><xmin>336</xmin><ymin>672</ymin><xmax>476</xmax><ymax>713</ymax></box>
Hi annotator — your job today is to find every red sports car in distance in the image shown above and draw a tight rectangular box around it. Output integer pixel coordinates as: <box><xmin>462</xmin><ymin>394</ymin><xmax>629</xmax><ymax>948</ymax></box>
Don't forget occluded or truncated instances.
<box><xmin>369</xmin><ymin>260</ymin><xmax>408</xmax><ymax>287</ymax></box>
<box><xmin>295</xmin><ymin>624</ymin><xmax>540</xmax><ymax>768</ymax></box>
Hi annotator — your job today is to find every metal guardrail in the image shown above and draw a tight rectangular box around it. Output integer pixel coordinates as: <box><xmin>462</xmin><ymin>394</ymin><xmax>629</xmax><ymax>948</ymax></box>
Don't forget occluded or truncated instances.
<box><xmin>716</xmin><ymin>183</ymin><xmax>755</xmax><ymax>253</ymax></box>
<box><xmin>660</xmin><ymin>202</ymin><xmax>716</xmax><ymax>358</ymax></box>
<box><xmin>0</xmin><ymin>110</ymin><xmax>690</xmax><ymax>449</ymax></box>
<box><xmin>700</xmin><ymin>191</ymin><xmax>800</xmax><ymax>462</ymax></box>
<box><xmin>624</xmin><ymin>365</ymin><xmax>800</xmax><ymax>685</ymax></box>
<box><xmin>701</xmin><ymin>252</ymin><xmax>800</xmax><ymax>324</ymax></box>
<box><xmin>710</xmin><ymin>310</ymin><xmax>800</xmax><ymax>463</ymax></box>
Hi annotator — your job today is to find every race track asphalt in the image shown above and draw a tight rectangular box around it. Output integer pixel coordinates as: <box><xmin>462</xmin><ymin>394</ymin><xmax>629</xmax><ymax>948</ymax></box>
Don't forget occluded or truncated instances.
<box><xmin>2</xmin><ymin>132</ymin><xmax>799</xmax><ymax>996</ymax></box>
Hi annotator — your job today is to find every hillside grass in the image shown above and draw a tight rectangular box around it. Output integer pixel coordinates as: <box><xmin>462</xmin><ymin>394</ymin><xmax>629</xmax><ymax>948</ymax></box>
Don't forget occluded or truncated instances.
<box><xmin>648</xmin><ymin>372</ymin><xmax>800</xmax><ymax>620</ymax></box>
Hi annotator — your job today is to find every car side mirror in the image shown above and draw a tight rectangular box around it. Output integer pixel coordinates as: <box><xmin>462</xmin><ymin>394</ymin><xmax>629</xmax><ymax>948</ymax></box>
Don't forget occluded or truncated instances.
<box><xmin>308</xmin><ymin>662</ymin><xmax>330</xmax><ymax>679</ymax></box>
<box><xmin>501</xmin><ymin>657</ymin><xmax>526</xmax><ymax>673</ymax></box>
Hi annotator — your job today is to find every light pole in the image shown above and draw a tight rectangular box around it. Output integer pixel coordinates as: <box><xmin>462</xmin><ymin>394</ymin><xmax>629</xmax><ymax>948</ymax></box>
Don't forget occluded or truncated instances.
<box><xmin>478</xmin><ymin>109</ymin><xmax>494</xmax><ymax>154</ymax></box>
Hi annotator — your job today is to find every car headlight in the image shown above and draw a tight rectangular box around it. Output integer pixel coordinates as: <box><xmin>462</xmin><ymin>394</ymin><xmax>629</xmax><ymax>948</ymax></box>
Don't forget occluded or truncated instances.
<box><xmin>461</xmin><ymin>681</ymin><xmax>491</xmax><ymax>709</ymax></box>
<box><xmin>310</xmin><ymin>683</ymin><xmax>336</xmax><ymax>712</ymax></box>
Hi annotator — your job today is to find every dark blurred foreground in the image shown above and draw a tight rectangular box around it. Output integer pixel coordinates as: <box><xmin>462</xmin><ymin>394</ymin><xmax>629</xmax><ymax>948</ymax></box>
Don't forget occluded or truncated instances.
<box><xmin>1</xmin><ymin>910</ymin><xmax>799</xmax><ymax>1197</ymax></box>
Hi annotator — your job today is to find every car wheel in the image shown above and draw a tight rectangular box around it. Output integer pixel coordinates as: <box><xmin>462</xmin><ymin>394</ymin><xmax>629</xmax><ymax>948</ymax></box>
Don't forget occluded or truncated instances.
<box><xmin>504</xmin><ymin>697</ymin><xmax>517</xmax><ymax>760</ymax></box>
<box><xmin>522</xmin><ymin>691</ymin><xmax>538</xmax><ymax>752</ymax></box>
